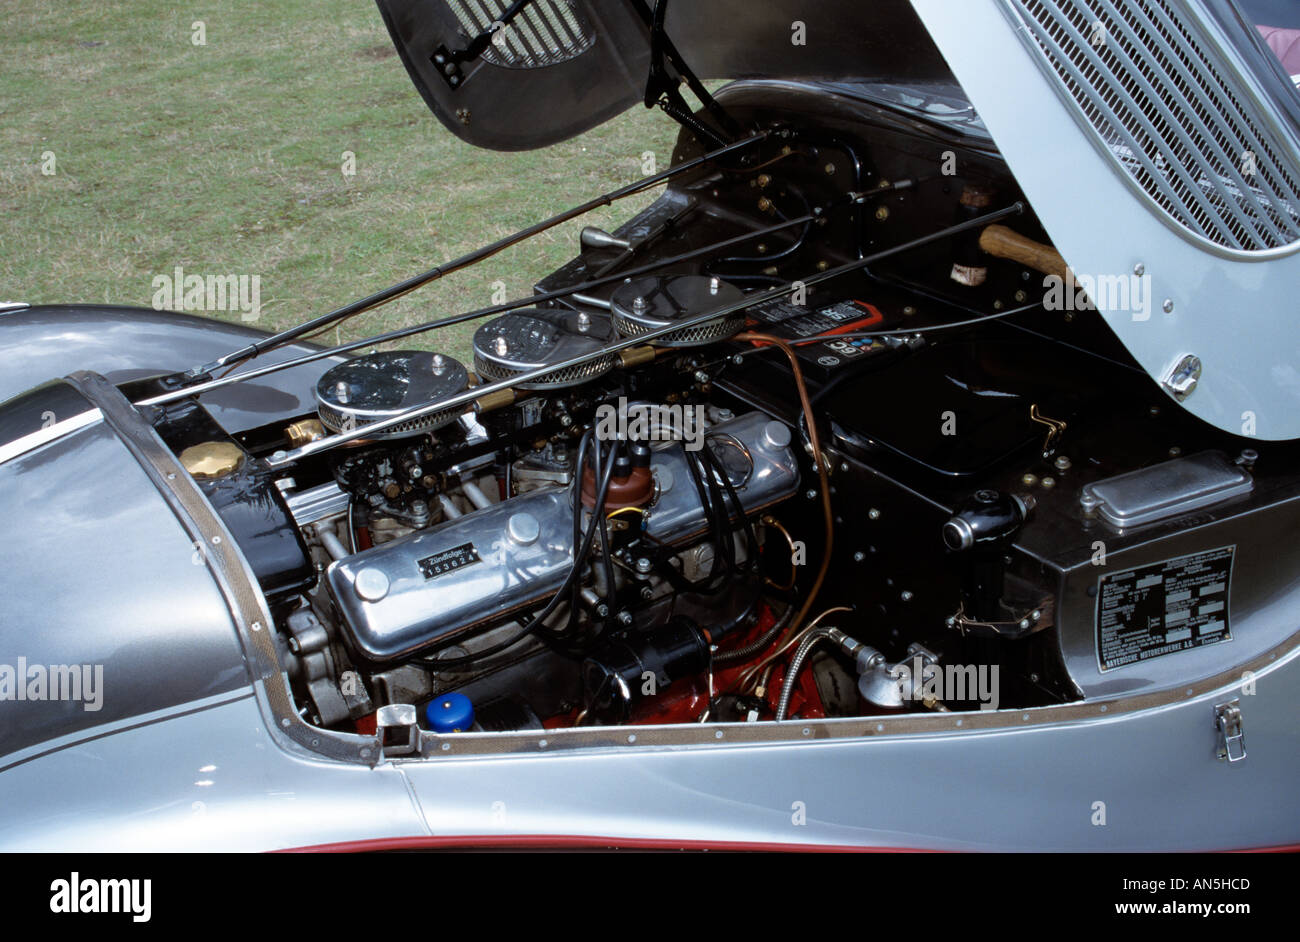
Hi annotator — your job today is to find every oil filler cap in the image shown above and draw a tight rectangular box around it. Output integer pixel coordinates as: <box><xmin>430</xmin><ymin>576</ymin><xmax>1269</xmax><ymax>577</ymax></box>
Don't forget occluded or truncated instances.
<box><xmin>353</xmin><ymin>568</ymin><xmax>390</xmax><ymax>602</ymax></box>
<box><xmin>506</xmin><ymin>512</ymin><xmax>540</xmax><ymax>546</ymax></box>
<box><xmin>179</xmin><ymin>441</ymin><xmax>245</xmax><ymax>480</ymax></box>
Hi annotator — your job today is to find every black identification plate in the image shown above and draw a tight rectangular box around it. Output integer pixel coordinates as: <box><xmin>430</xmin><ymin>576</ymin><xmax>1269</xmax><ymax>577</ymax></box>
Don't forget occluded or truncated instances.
<box><xmin>747</xmin><ymin>299</ymin><xmax>890</xmax><ymax>381</ymax></box>
<box><xmin>418</xmin><ymin>542</ymin><xmax>480</xmax><ymax>579</ymax></box>
<box><xmin>1096</xmin><ymin>546</ymin><xmax>1234</xmax><ymax>672</ymax></box>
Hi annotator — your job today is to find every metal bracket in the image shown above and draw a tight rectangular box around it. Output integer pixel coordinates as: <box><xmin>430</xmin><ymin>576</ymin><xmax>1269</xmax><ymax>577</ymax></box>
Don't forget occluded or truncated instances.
<box><xmin>1029</xmin><ymin>404</ymin><xmax>1066</xmax><ymax>457</ymax></box>
<box><xmin>376</xmin><ymin>704</ymin><xmax>422</xmax><ymax>758</ymax></box>
<box><xmin>1214</xmin><ymin>700</ymin><xmax>1246</xmax><ymax>762</ymax></box>
<box><xmin>429</xmin><ymin>0</ymin><xmax>536</xmax><ymax>90</ymax></box>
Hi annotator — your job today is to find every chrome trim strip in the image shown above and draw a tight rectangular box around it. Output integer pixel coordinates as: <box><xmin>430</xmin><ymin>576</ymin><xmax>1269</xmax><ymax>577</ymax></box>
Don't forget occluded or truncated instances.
<box><xmin>0</xmin><ymin>408</ymin><xmax>103</xmax><ymax>466</ymax></box>
<box><xmin>412</xmin><ymin>623</ymin><xmax>1300</xmax><ymax>757</ymax></box>
<box><xmin>64</xmin><ymin>371</ymin><xmax>377</xmax><ymax>765</ymax></box>
<box><xmin>0</xmin><ymin>689</ymin><xmax>256</xmax><ymax>774</ymax></box>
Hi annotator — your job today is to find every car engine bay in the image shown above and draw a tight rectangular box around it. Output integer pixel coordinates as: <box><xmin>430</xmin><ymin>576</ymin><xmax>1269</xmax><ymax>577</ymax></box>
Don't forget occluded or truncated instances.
<box><xmin>124</xmin><ymin>81</ymin><xmax>1291</xmax><ymax>750</ymax></box>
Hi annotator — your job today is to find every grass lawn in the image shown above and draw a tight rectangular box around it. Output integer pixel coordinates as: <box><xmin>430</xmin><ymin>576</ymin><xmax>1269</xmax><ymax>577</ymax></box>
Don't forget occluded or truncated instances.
<box><xmin>0</xmin><ymin>0</ymin><xmax>681</xmax><ymax>363</ymax></box>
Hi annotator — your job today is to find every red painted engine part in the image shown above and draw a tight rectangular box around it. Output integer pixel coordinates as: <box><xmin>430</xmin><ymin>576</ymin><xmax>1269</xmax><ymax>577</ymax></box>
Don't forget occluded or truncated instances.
<box><xmin>542</xmin><ymin>605</ymin><xmax>828</xmax><ymax>728</ymax></box>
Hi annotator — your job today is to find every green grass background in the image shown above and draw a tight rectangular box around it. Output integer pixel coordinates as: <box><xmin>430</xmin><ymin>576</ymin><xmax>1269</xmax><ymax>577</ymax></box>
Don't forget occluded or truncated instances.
<box><xmin>0</xmin><ymin>1</ymin><xmax>681</xmax><ymax>362</ymax></box>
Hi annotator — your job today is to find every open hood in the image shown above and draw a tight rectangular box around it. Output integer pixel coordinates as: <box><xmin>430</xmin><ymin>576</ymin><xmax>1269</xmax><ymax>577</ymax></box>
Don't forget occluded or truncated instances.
<box><xmin>373</xmin><ymin>0</ymin><xmax>955</xmax><ymax>151</ymax></box>
<box><xmin>377</xmin><ymin>0</ymin><xmax>1300</xmax><ymax>440</ymax></box>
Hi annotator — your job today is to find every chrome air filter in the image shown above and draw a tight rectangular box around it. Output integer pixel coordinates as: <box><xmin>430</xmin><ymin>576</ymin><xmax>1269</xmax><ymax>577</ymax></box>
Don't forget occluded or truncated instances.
<box><xmin>610</xmin><ymin>275</ymin><xmax>745</xmax><ymax>348</ymax></box>
<box><xmin>315</xmin><ymin>351</ymin><xmax>469</xmax><ymax>440</ymax></box>
<box><xmin>472</xmin><ymin>308</ymin><xmax>615</xmax><ymax>389</ymax></box>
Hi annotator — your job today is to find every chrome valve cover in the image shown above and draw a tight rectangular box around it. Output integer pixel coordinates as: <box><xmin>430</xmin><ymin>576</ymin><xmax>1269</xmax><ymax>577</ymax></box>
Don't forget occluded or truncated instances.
<box><xmin>325</xmin><ymin>411</ymin><xmax>799</xmax><ymax>662</ymax></box>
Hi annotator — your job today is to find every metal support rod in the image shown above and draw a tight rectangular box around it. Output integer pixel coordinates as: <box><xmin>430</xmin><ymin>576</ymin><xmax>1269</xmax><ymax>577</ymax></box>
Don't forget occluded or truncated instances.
<box><xmin>138</xmin><ymin>183</ymin><xmax>902</xmax><ymax>409</ymax></box>
<box><xmin>264</xmin><ymin>202</ymin><xmax>1025</xmax><ymax>467</ymax></box>
<box><xmin>185</xmin><ymin>131</ymin><xmax>769</xmax><ymax>377</ymax></box>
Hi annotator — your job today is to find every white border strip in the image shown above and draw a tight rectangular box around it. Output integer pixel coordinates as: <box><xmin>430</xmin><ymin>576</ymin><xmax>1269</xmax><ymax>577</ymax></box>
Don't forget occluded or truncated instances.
<box><xmin>0</xmin><ymin>409</ymin><xmax>103</xmax><ymax>467</ymax></box>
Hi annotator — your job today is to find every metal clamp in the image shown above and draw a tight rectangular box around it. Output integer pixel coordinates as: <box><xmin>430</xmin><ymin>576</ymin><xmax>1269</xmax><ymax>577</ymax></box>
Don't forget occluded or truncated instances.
<box><xmin>1214</xmin><ymin>700</ymin><xmax>1246</xmax><ymax>763</ymax></box>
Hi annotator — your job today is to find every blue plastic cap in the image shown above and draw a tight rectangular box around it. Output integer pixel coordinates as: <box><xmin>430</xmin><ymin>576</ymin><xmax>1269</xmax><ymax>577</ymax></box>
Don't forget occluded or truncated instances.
<box><xmin>427</xmin><ymin>693</ymin><xmax>475</xmax><ymax>733</ymax></box>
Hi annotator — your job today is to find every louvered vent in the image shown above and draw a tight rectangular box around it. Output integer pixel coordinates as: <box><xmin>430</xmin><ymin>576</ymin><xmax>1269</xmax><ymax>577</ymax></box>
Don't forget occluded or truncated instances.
<box><xmin>445</xmin><ymin>0</ymin><xmax>594</xmax><ymax>69</ymax></box>
<box><xmin>1005</xmin><ymin>0</ymin><xmax>1300</xmax><ymax>252</ymax></box>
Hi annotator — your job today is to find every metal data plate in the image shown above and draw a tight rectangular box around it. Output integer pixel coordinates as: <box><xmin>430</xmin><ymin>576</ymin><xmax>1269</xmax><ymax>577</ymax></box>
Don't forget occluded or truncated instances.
<box><xmin>1080</xmin><ymin>451</ymin><xmax>1252</xmax><ymax>530</ymax></box>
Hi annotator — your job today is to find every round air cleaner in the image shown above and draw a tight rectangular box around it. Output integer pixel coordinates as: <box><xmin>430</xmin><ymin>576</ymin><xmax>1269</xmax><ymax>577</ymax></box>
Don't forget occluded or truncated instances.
<box><xmin>472</xmin><ymin>308</ymin><xmax>615</xmax><ymax>389</ymax></box>
<box><xmin>315</xmin><ymin>350</ymin><xmax>469</xmax><ymax>440</ymax></box>
<box><xmin>610</xmin><ymin>275</ymin><xmax>745</xmax><ymax>348</ymax></box>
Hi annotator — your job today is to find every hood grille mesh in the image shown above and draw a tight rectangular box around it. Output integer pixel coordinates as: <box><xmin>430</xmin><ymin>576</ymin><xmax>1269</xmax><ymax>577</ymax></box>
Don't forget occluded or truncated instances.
<box><xmin>446</xmin><ymin>0</ymin><xmax>594</xmax><ymax>70</ymax></box>
<box><xmin>1007</xmin><ymin>0</ymin><xmax>1300</xmax><ymax>252</ymax></box>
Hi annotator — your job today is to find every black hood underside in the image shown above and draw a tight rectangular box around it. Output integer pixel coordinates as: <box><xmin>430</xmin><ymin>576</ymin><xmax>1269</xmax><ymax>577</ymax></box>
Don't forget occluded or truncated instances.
<box><xmin>374</xmin><ymin>0</ymin><xmax>955</xmax><ymax>150</ymax></box>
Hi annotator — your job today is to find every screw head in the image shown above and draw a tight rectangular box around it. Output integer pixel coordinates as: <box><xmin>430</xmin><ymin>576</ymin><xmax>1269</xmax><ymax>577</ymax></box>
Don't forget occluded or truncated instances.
<box><xmin>868</xmin><ymin>508</ymin><xmax>881</xmax><ymax>520</ymax></box>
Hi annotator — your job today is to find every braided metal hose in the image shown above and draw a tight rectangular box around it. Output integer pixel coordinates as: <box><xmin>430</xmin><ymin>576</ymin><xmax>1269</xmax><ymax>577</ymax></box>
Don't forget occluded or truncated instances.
<box><xmin>775</xmin><ymin>626</ymin><xmax>843</xmax><ymax>721</ymax></box>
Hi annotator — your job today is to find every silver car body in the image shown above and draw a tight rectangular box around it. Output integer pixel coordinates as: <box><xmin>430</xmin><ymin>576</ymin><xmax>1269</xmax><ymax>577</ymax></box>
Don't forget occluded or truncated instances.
<box><xmin>1</xmin><ymin>0</ymin><xmax>1298</xmax><ymax>851</ymax></box>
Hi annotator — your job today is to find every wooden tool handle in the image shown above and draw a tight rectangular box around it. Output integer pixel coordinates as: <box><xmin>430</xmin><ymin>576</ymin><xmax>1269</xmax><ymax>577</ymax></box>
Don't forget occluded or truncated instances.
<box><xmin>979</xmin><ymin>225</ymin><xmax>1070</xmax><ymax>281</ymax></box>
